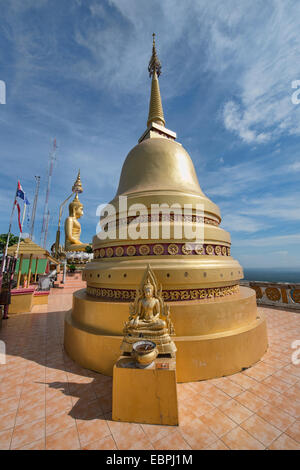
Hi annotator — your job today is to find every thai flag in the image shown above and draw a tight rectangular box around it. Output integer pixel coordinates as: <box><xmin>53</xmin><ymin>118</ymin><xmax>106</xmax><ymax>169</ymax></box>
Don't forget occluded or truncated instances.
<box><xmin>16</xmin><ymin>181</ymin><xmax>30</xmax><ymax>205</ymax></box>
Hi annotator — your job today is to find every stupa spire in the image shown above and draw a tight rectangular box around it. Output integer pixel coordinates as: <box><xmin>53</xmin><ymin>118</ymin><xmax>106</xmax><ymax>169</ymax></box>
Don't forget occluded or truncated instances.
<box><xmin>72</xmin><ymin>169</ymin><xmax>83</xmax><ymax>194</ymax></box>
<box><xmin>147</xmin><ymin>33</ymin><xmax>165</xmax><ymax>128</ymax></box>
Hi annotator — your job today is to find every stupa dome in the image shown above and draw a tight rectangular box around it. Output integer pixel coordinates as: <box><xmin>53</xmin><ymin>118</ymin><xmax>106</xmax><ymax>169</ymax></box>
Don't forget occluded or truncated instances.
<box><xmin>116</xmin><ymin>138</ymin><xmax>204</xmax><ymax>197</ymax></box>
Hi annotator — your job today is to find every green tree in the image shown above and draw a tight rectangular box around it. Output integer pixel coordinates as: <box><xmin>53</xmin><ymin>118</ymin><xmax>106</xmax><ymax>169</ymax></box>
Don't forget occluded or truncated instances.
<box><xmin>85</xmin><ymin>244</ymin><xmax>93</xmax><ymax>254</ymax></box>
<box><xmin>0</xmin><ymin>233</ymin><xmax>22</xmax><ymax>253</ymax></box>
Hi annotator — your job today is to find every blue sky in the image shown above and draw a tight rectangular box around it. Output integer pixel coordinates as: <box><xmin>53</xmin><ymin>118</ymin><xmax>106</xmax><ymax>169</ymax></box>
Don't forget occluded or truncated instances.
<box><xmin>0</xmin><ymin>0</ymin><xmax>299</xmax><ymax>269</ymax></box>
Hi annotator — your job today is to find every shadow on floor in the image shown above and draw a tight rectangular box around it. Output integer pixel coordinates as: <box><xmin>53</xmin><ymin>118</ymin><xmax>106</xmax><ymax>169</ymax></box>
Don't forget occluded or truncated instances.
<box><xmin>0</xmin><ymin>307</ymin><xmax>113</xmax><ymax>421</ymax></box>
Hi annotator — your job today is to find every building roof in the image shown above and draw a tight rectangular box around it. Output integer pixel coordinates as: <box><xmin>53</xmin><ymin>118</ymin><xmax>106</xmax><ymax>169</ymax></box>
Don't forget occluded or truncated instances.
<box><xmin>7</xmin><ymin>237</ymin><xmax>59</xmax><ymax>263</ymax></box>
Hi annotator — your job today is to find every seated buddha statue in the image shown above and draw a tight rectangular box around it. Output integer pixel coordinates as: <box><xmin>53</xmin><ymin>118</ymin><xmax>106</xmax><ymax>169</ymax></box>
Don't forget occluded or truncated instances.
<box><xmin>127</xmin><ymin>281</ymin><xmax>167</xmax><ymax>332</ymax></box>
<box><xmin>121</xmin><ymin>265</ymin><xmax>176</xmax><ymax>356</ymax></box>
<box><xmin>64</xmin><ymin>193</ymin><xmax>88</xmax><ymax>252</ymax></box>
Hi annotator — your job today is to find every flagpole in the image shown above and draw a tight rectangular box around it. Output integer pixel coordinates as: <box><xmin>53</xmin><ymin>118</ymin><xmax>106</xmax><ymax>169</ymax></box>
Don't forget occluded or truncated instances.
<box><xmin>1</xmin><ymin>182</ymin><xmax>18</xmax><ymax>274</ymax></box>
<box><xmin>15</xmin><ymin>201</ymin><xmax>27</xmax><ymax>259</ymax></box>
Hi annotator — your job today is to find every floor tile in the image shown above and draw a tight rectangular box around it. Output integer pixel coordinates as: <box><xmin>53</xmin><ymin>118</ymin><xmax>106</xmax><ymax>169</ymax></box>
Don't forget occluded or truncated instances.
<box><xmin>249</xmin><ymin>382</ymin><xmax>282</xmax><ymax>403</ymax></box>
<box><xmin>201</xmin><ymin>408</ymin><xmax>237</xmax><ymax>437</ymax></box>
<box><xmin>46</xmin><ymin>393</ymin><xmax>73</xmax><ymax>416</ymax></box>
<box><xmin>268</xmin><ymin>433</ymin><xmax>300</xmax><ymax>450</ymax></box>
<box><xmin>141</xmin><ymin>423</ymin><xmax>177</xmax><ymax>443</ymax></box>
<box><xmin>11</xmin><ymin>418</ymin><xmax>45</xmax><ymax>450</ymax></box>
<box><xmin>113</xmin><ymin>427</ymin><xmax>153</xmax><ymax>450</ymax></box>
<box><xmin>0</xmin><ymin>428</ymin><xmax>13</xmax><ymax>450</ymax></box>
<box><xmin>240</xmin><ymin>414</ymin><xmax>281</xmax><ymax>446</ymax></box>
<box><xmin>46</xmin><ymin>426</ymin><xmax>80</xmax><ymax>450</ymax></box>
<box><xmin>0</xmin><ymin>411</ymin><xmax>16</xmax><ymax>432</ymax></box>
<box><xmin>76</xmin><ymin>417</ymin><xmax>111</xmax><ymax>446</ymax></box>
<box><xmin>81</xmin><ymin>435</ymin><xmax>117</xmax><ymax>450</ymax></box>
<box><xmin>46</xmin><ymin>410</ymin><xmax>76</xmax><ymax>436</ymax></box>
<box><xmin>0</xmin><ymin>396</ymin><xmax>20</xmax><ymax>417</ymax></box>
<box><xmin>17</xmin><ymin>438</ymin><xmax>46</xmax><ymax>450</ymax></box>
<box><xmin>228</xmin><ymin>373</ymin><xmax>258</xmax><ymax>390</ymax></box>
<box><xmin>222</xmin><ymin>426</ymin><xmax>265</xmax><ymax>450</ymax></box>
<box><xmin>179</xmin><ymin>417</ymin><xmax>218</xmax><ymax>449</ymax></box>
<box><xmin>213</xmin><ymin>378</ymin><xmax>244</xmax><ymax>398</ymax></box>
<box><xmin>15</xmin><ymin>401</ymin><xmax>45</xmax><ymax>427</ymax></box>
<box><xmin>206</xmin><ymin>439</ymin><xmax>229</xmax><ymax>450</ymax></box>
<box><xmin>262</xmin><ymin>375</ymin><xmax>292</xmax><ymax>393</ymax></box>
<box><xmin>256</xmin><ymin>404</ymin><xmax>296</xmax><ymax>431</ymax></box>
<box><xmin>235</xmin><ymin>390</ymin><xmax>268</xmax><ymax>412</ymax></box>
<box><xmin>285</xmin><ymin>420</ymin><xmax>300</xmax><ymax>443</ymax></box>
<box><xmin>219</xmin><ymin>399</ymin><xmax>254</xmax><ymax>424</ymax></box>
<box><xmin>153</xmin><ymin>430</ymin><xmax>191</xmax><ymax>450</ymax></box>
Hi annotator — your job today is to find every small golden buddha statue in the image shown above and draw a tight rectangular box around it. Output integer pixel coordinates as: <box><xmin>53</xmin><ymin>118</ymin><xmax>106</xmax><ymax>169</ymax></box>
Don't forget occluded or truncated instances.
<box><xmin>121</xmin><ymin>265</ymin><xmax>176</xmax><ymax>356</ymax></box>
<box><xmin>64</xmin><ymin>193</ymin><xmax>88</xmax><ymax>252</ymax></box>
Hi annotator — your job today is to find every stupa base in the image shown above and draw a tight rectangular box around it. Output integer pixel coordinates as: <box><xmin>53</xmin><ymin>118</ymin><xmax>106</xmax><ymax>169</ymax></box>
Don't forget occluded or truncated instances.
<box><xmin>64</xmin><ymin>286</ymin><xmax>268</xmax><ymax>382</ymax></box>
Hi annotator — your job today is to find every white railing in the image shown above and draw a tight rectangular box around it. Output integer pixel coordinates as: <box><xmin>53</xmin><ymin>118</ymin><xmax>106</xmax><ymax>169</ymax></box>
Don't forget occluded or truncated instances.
<box><xmin>240</xmin><ymin>280</ymin><xmax>300</xmax><ymax>310</ymax></box>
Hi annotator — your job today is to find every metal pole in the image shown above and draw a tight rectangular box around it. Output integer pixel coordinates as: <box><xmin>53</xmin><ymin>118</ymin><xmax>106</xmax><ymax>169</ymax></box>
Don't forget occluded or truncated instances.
<box><xmin>16</xmin><ymin>254</ymin><xmax>23</xmax><ymax>289</ymax></box>
<box><xmin>55</xmin><ymin>193</ymin><xmax>73</xmax><ymax>256</ymax></box>
<box><xmin>62</xmin><ymin>259</ymin><xmax>67</xmax><ymax>284</ymax></box>
<box><xmin>27</xmin><ymin>253</ymin><xmax>33</xmax><ymax>287</ymax></box>
<box><xmin>43</xmin><ymin>210</ymin><xmax>50</xmax><ymax>249</ymax></box>
<box><xmin>41</xmin><ymin>140</ymin><xmax>57</xmax><ymax>248</ymax></box>
<box><xmin>34</xmin><ymin>258</ymin><xmax>39</xmax><ymax>283</ymax></box>
<box><xmin>1</xmin><ymin>182</ymin><xmax>18</xmax><ymax>275</ymax></box>
<box><xmin>15</xmin><ymin>202</ymin><xmax>27</xmax><ymax>259</ymax></box>
<box><xmin>29</xmin><ymin>176</ymin><xmax>40</xmax><ymax>240</ymax></box>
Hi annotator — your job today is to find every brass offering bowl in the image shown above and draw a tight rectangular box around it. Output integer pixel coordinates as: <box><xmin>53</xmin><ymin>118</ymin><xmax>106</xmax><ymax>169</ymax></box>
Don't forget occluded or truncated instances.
<box><xmin>132</xmin><ymin>340</ymin><xmax>158</xmax><ymax>367</ymax></box>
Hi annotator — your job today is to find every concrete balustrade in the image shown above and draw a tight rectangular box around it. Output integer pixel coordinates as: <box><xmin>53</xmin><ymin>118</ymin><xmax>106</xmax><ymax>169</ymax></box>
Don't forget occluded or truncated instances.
<box><xmin>240</xmin><ymin>280</ymin><xmax>300</xmax><ymax>310</ymax></box>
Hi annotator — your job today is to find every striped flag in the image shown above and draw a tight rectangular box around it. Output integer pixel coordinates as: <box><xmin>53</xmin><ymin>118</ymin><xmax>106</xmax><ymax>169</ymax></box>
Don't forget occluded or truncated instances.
<box><xmin>16</xmin><ymin>181</ymin><xmax>30</xmax><ymax>205</ymax></box>
<box><xmin>15</xmin><ymin>200</ymin><xmax>22</xmax><ymax>232</ymax></box>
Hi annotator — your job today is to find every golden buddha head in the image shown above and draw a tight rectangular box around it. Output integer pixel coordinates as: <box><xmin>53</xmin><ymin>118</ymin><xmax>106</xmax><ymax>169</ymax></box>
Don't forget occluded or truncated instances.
<box><xmin>143</xmin><ymin>279</ymin><xmax>154</xmax><ymax>298</ymax></box>
<box><xmin>69</xmin><ymin>193</ymin><xmax>84</xmax><ymax>219</ymax></box>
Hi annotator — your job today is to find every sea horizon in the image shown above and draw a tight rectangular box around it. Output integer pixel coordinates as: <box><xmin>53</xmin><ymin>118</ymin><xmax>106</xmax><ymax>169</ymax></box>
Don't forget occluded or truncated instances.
<box><xmin>243</xmin><ymin>267</ymin><xmax>300</xmax><ymax>284</ymax></box>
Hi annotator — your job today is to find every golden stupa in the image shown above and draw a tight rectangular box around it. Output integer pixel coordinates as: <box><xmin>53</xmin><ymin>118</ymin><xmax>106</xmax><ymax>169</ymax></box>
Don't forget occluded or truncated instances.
<box><xmin>64</xmin><ymin>35</ymin><xmax>268</xmax><ymax>382</ymax></box>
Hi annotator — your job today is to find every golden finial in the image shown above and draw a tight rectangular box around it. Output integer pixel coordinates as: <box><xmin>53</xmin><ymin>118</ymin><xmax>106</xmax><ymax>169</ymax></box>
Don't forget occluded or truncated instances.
<box><xmin>148</xmin><ymin>33</ymin><xmax>162</xmax><ymax>77</ymax></box>
<box><xmin>72</xmin><ymin>169</ymin><xmax>83</xmax><ymax>194</ymax></box>
<box><xmin>147</xmin><ymin>34</ymin><xmax>165</xmax><ymax>128</ymax></box>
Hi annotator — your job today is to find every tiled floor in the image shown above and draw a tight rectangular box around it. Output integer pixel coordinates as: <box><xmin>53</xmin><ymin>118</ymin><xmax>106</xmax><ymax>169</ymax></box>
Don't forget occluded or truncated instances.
<box><xmin>0</xmin><ymin>294</ymin><xmax>299</xmax><ymax>450</ymax></box>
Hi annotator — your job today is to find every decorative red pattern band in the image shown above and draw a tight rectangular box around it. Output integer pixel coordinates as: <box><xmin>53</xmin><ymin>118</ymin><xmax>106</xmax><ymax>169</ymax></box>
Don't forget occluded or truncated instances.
<box><xmin>94</xmin><ymin>243</ymin><xmax>230</xmax><ymax>259</ymax></box>
<box><xmin>86</xmin><ymin>284</ymin><xmax>239</xmax><ymax>302</ymax></box>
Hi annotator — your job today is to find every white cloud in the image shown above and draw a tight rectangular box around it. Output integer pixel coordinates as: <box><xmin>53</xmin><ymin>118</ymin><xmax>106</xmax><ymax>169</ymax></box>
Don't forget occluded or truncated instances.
<box><xmin>5</xmin><ymin>0</ymin><xmax>300</xmax><ymax>147</ymax></box>
<box><xmin>234</xmin><ymin>233</ymin><xmax>300</xmax><ymax>247</ymax></box>
<box><xmin>221</xmin><ymin>214</ymin><xmax>271</xmax><ymax>233</ymax></box>
<box><xmin>242</xmin><ymin>195</ymin><xmax>300</xmax><ymax>222</ymax></box>
<box><xmin>288</xmin><ymin>161</ymin><xmax>300</xmax><ymax>172</ymax></box>
<box><xmin>237</xmin><ymin>250</ymin><xmax>300</xmax><ymax>269</ymax></box>
<box><xmin>217</xmin><ymin>0</ymin><xmax>300</xmax><ymax>142</ymax></box>
<box><xmin>223</xmin><ymin>101</ymin><xmax>271</xmax><ymax>144</ymax></box>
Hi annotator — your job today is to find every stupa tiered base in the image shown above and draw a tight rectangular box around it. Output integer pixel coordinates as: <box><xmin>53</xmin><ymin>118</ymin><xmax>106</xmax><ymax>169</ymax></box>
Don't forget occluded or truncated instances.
<box><xmin>64</xmin><ymin>285</ymin><xmax>268</xmax><ymax>382</ymax></box>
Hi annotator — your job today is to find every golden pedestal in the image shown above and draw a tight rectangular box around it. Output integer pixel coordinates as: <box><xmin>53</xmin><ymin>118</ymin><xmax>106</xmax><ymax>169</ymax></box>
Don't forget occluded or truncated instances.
<box><xmin>112</xmin><ymin>356</ymin><xmax>178</xmax><ymax>425</ymax></box>
<box><xmin>32</xmin><ymin>291</ymin><xmax>49</xmax><ymax>306</ymax></box>
<box><xmin>9</xmin><ymin>289</ymin><xmax>34</xmax><ymax>314</ymax></box>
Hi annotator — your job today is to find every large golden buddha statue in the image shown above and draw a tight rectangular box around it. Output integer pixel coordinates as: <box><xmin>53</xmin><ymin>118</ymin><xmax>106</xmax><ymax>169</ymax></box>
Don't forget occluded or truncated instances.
<box><xmin>64</xmin><ymin>171</ymin><xmax>88</xmax><ymax>252</ymax></box>
<box><xmin>121</xmin><ymin>265</ymin><xmax>176</xmax><ymax>356</ymax></box>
